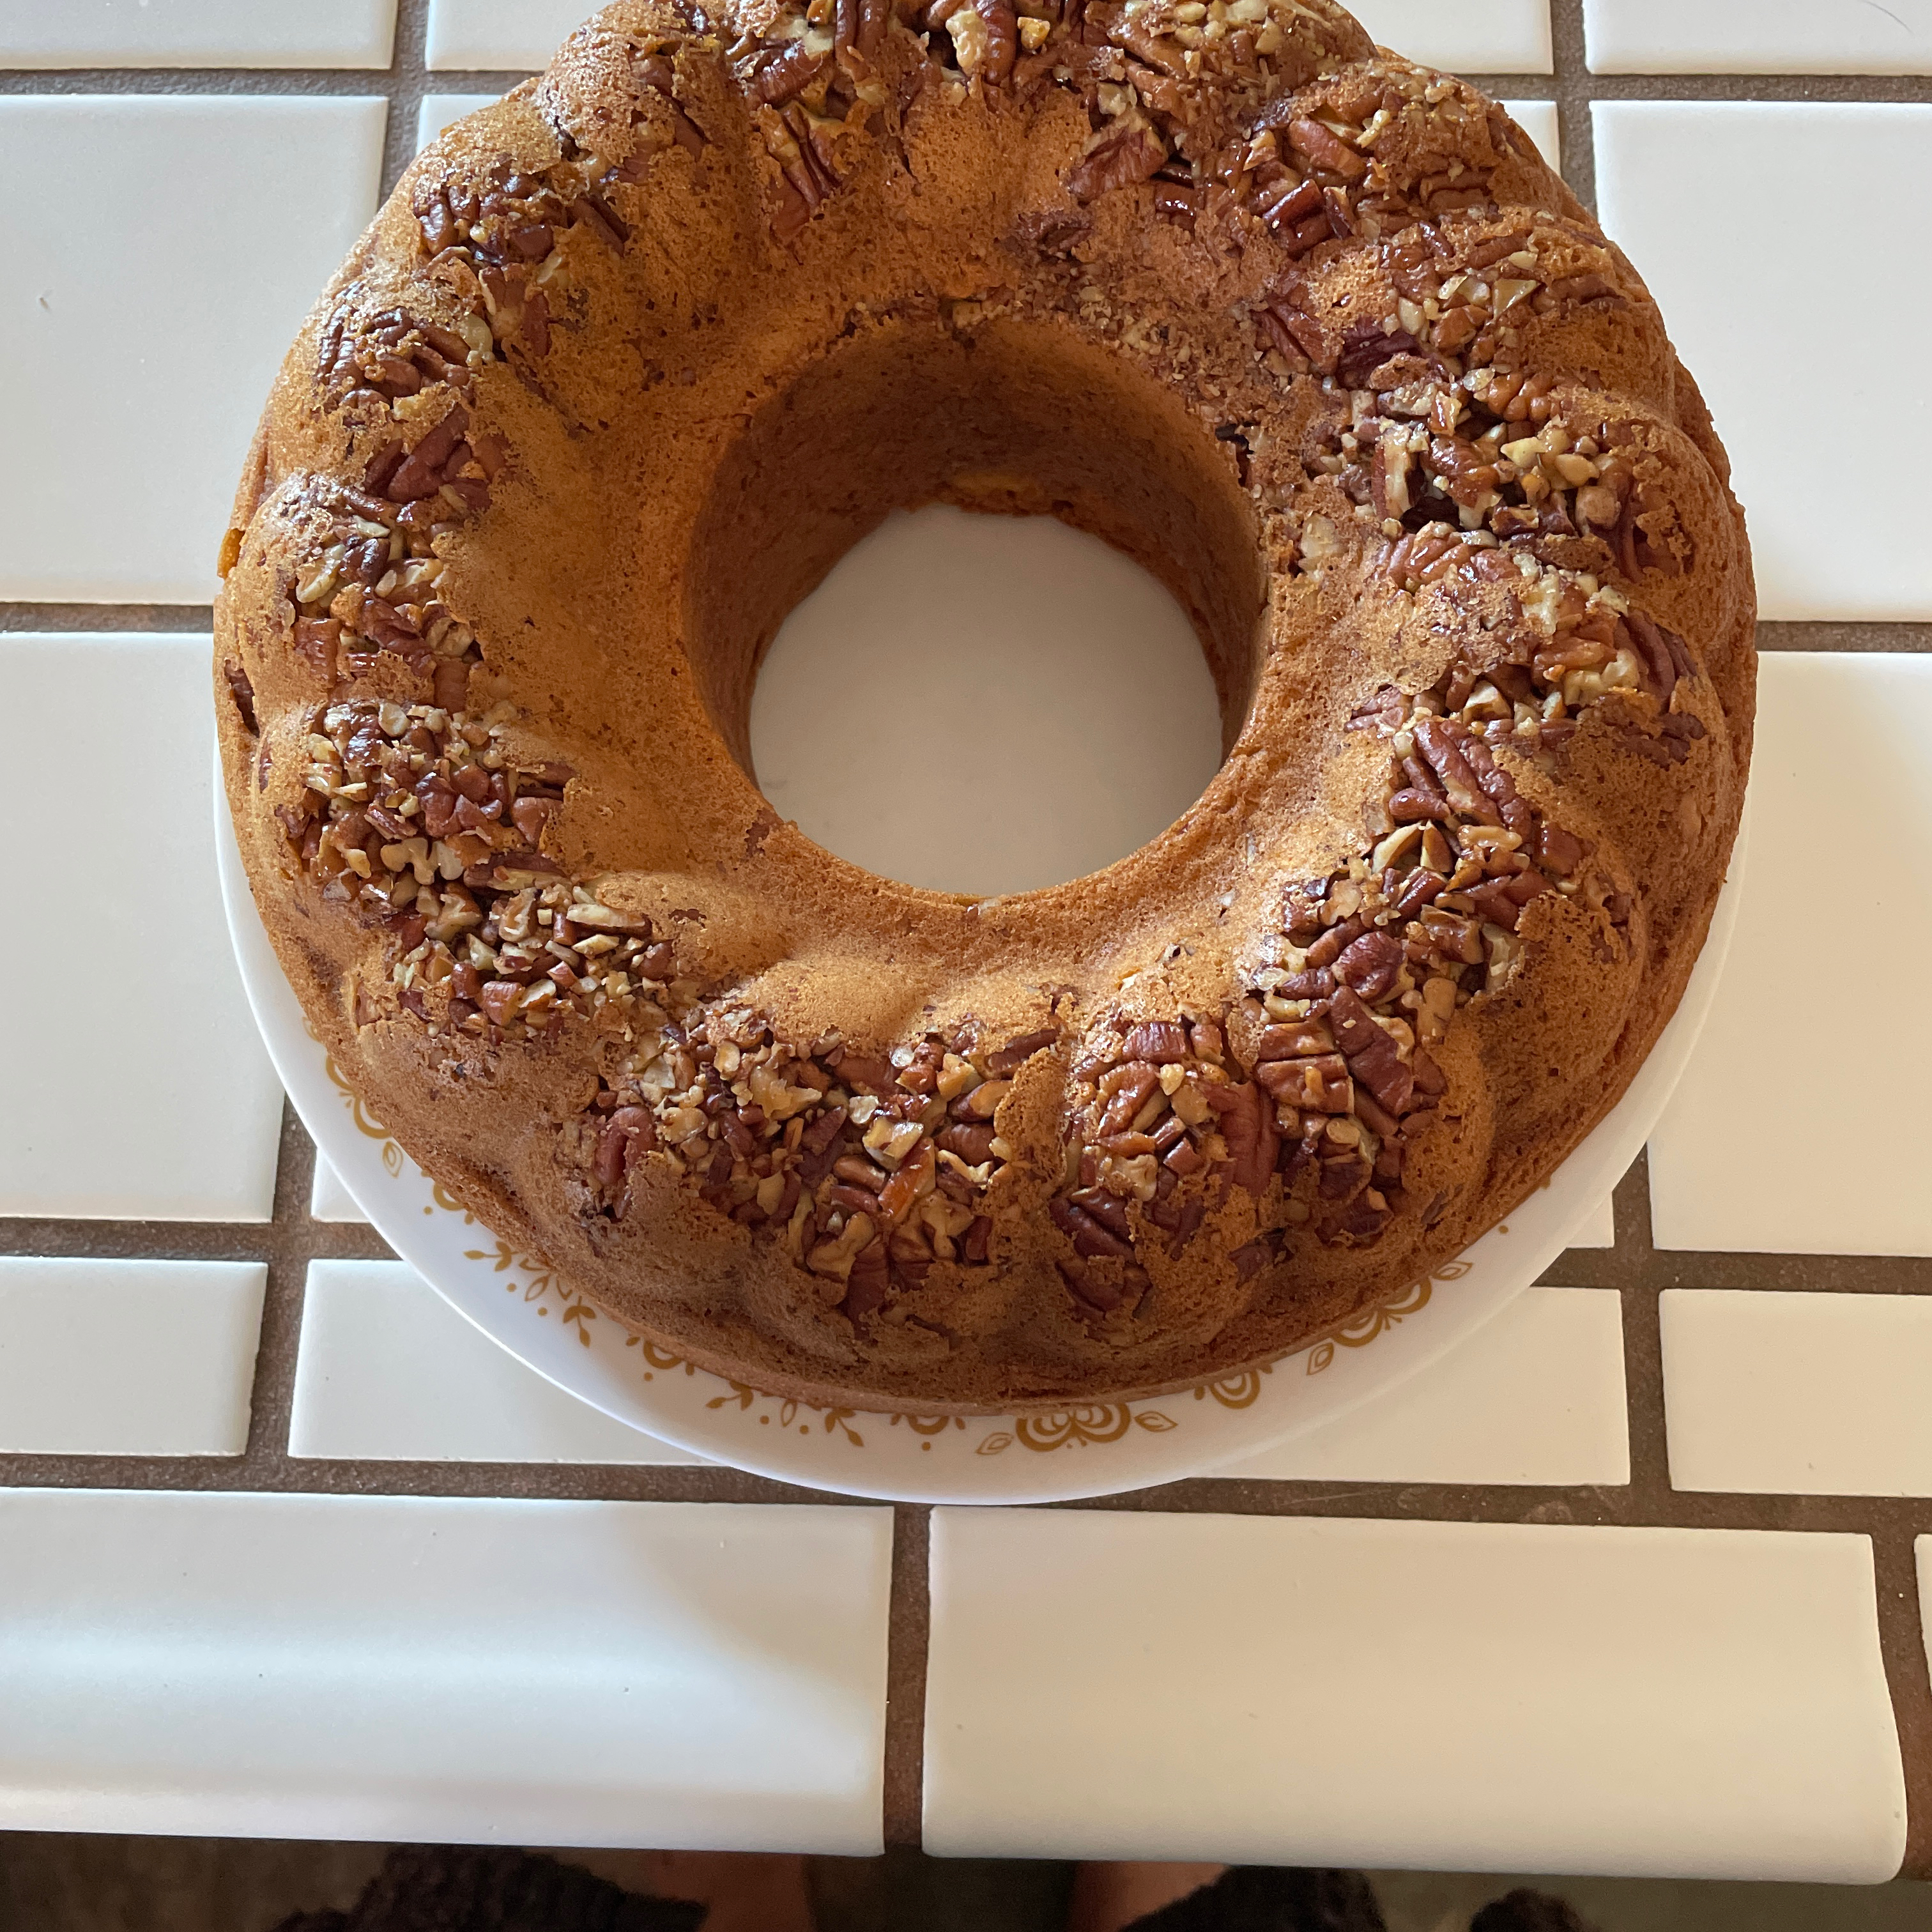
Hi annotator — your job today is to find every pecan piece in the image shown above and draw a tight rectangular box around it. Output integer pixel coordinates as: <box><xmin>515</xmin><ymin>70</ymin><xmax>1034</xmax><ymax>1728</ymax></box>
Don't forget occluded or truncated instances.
<box><xmin>754</xmin><ymin>39</ymin><xmax>829</xmax><ymax>103</ymax></box>
<box><xmin>1253</xmin><ymin>1022</ymin><xmax>1334</xmax><ymax>1061</ymax></box>
<box><xmin>1258</xmin><ymin>300</ymin><xmax>1328</xmax><ymax>366</ymax></box>
<box><xmin>1097</xmin><ymin>1064</ymin><xmax>1160</xmax><ymax>1137</ymax></box>
<box><xmin>1537</xmin><ymin>824</ymin><xmax>1587</xmax><ymax>878</ymax></box>
<box><xmin>594</xmin><ymin>1105</ymin><xmax>657</xmax><ymax>1192</ymax></box>
<box><xmin>1388</xmin><ymin>788</ymin><xmax>1451</xmax><ymax>827</ymax></box>
<box><xmin>835</xmin><ymin>0</ymin><xmax>890</xmax><ymax>54</ymax></box>
<box><xmin>293</xmin><ymin>617</ymin><xmax>342</xmax><ymax>683</ymax></box>
<box><xmin>1334</xmin><ymin>930</ymin><xmax>1405</xmax><ymax>1002</ymax></box>
<box><xmin>1411</xmin><ymin>716</ymin><xmax>1489</xmax><ymax>818</ymax></box>
<box><xmin>222</xmin><ymin>661</ymin><xmax>257</xmax><ymax>733</ymax></box>
<box><xmin>383</xmin><ymin>406</ymin><xmax>470</xmax><ymax>503</ymax></box>
<box><xmin>1204</xmin><ymin>1080</ymin><xmax>1279</xmax><ymax>1195</ymax></box>
<box><xmin>1256</xmin><ymin>1053</ymin><xmax>1351</xmax><ymax>1114</ymax></box>
<box><xmin>953</xmin><ymin>0</ymin><xmax>1018</xmax><ymax>84</ymax></box>
<box><xmin>1344</xmin><ymin>1025</ymin><xmax>1413</xmax><ymax>1118</ymax></box>
<box><xmin>1066</xmin><ymin>125</ymin><xmax>1167</xmax><ymax>203</ymax></box>
<box><xmin>1070</xmin><ymin>1186</ymin><xmax>1133</xmax><ymax>1238</ymax></box>
<box><xmin>1286</xmin><ymin>118</ymin><xmax>1367</xmax><ymax>181</ymax></box>
<box><xmin>843</xmin><ymin>1239</ymin><xmax>892</xmax><ymax>1318</ymax></box>
<box><xmin>1625</xmin><ymin>608</ymin><xmax>1696</xmax><ymax>703</ymax></box>
<box><xmin>937</xmin><ymin>1122</ymin><xmax>997</xmax><ymax>1166</ymax></box>
<box><xmin>985</xmin><ymin>1026</ymin><xmax>1059</xmax><ymax>1075</ymax></box>
<box><xmin>1121</xmin><ymin>1020</ymin><xmax>1189</xmax><ymax>1064</ymax></box>
<box><xmin>1336</xmin><ymin>321</ymin><xmax>1420</xmax><ymax>389</ymax></box>
<box><xmin>1050</xmin><ymin>1195</ymin><xmax>1132</xmax><ymax>1259</ymax></box>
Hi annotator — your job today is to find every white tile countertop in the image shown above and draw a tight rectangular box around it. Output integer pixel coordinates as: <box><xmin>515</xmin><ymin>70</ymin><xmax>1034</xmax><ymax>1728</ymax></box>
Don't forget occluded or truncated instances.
<box><xmin>3</xmin><ymin>0</ymin><xmax>1931</xmax><ymax>1880</ymax></box>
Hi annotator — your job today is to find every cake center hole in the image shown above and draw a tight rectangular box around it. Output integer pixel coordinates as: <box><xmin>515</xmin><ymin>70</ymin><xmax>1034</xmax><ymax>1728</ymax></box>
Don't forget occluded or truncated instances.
<box><xmin>747</xmin><ymin>504</ymin><xmax>1224</xmax><ymax>897</ymax></box>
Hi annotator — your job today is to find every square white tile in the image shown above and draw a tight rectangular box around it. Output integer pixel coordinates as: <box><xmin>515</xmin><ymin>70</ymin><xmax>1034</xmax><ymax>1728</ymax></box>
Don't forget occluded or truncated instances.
<box><xmin>0</xmin><ymin>96</ymin><xmax>387</xmax><ymax>604</ymax></box>
<box><xmin>0</xmin><ymin>636</ymin><xmax>286</xmax><ymax>1222</ymax></box>
<box><xmin>1663</xmin><ymin>1289</ymin><xmax>1932</xmax><ymax>1497</ymax></box>
<box><xmin>1222</xmin><ymin>1286</ymin><xmax>1629</xmax><ymax>1486</ymax></box>
<box><xmin>0</xmin><ymin>1489</ymin><xmax>892</xmax><ymax>1849</ymax></box>
<box><xmin>291</xmin><ymin>1260</ymin><xmax>705</xmax><ymax>1464</ymax></box>
<box><xmin>1649</xmin><ymin>656</ymin><xmax>1932</xmax><ymax>1255</ymax></box>
<box><xmin>924</xmin><ymin>1511</ymin><xmax>1905</xmax><ymax>1880</ymax></box>
<box><xmin>1500</xmin><ymin>98</ymin><xmax>1560</xmax><ymax>172</ymax></box>
<box><xmin>0</xmin><ymin>0</ymin><xmax>398</xmax><ymax>67</ymax></box>
<box><xmin>1593</xmin><ymin>103</ymin><xmax>1932</xmax><ymax>622</ymax></box>
<box><xmin>0</xmin><ymin>1258</ymin><xmax>263</xmax><ymax>1455</ymax></box>
<box><xmin>417</xmin><ymin>91</ymin><xmax>504</xmax><ymax>152</ymax></box>
<box><xmin>1572</xmin><ymin>1193</ymin><xmax>1614</xmax><ymax>1249</ymax></box>
<box><xmin>426</xmin><ymin>0</ymin><xmax>588</xmax><ymax>69</ymax></box>
<box><xmin>1586</xmin><ymin>0</ymin><xmax>1932</xmax><ymax>73</ymax></box>
<box><xmin>1353</xmin><ymin>0</ymin><xmax>1552</xmax><ymax>73</ymax></box>
<box><xmin>309</xmin><ymin>1156</ymin><xmax>368</xmax><ymax>1225</ymax></box>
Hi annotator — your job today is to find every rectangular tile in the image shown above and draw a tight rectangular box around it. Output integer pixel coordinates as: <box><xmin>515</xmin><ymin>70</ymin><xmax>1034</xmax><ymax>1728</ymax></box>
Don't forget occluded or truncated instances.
<box><xmin>426</xmin><ymin>0</ymin><xmax>587</xmax><ymax>69</ymax></box>
<box><xmin>0</xmin><ymin>0</ymin><xmax>398</xmax><ymax>67</ymax></box>
<box><xmin>291</xmin><ymin>1261</ymin><xmax>703</xmax><ymax>1464</ymax></box>
<box><xmin>309</xmin><ymin>1157</ymin><xmax>368</xmax><ymax>1225</ymax></box>
<box><xmin>1353</xmin><ymin>1</ymin><xmax>1552</xmax><ymax>73</ymax></box>
<box><xmin>1663</xmin><ymin>1290</ymin><xmax>1932</xmax><ymax>1497</ymax></box>
<box><xmin>924</xmin><ymin>1512</ymin><xmax>1905</xmax><ymax>1880</ymax></box>
<box><xmin>1222</xmin><ymin>1287</ymin><xmax>1628</xmax><ymax>1486</ymax></box>
<box><xmin>1649</xmin><ymin>656</ymin><xmax>1932</xmax><ymax>1255</ymax></box>
<box><xmin>418</xmin><ymin>91</ymin><xmax>504</xmax><ymax>152</ymax></box>
<box><xmin>0</xmin><ymin>1490</ymin><xmax>891</xmax><ymax>1850</ymax></box>
<box><xmin>0</xmin><ymin>96</ymin><xmax>387</xmax><ymax>603</ymax></box>
<box><xmin>1586</xmin><ymin>0</ymin><xmax>1932</xmax><ymax>73</ymax></box>
<box><xmin>1</xmin><ymin>636</ymin><xmax>286</xmax><ymax>1221</ymax></box>
<box><xmin>1593</xmin><ymin>103</ymin><xmax>1932</xmax><ymax>621</ymax></box>
<box><xmin>0</xmin><ymin>1259</ymin><xmax>262</xmax><ymax>1456</ymax></box>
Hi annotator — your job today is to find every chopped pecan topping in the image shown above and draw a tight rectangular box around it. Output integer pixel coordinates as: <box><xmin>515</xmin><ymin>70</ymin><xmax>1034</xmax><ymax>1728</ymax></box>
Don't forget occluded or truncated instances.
<box><xmin>1046</xmin><ymin>613</ymin><xmax>1647</xmax><ymax>1302</ymax></box>
<box><xmin>280</xmin><ymin>698</ymin><xmax>599</xmax><ymax>1037</ymax></box>
<box><xmin>319</xmin><ymin>302</ymin><xmax>477</xmax><ymax>418</ymax></box>
<box><xmin>580</xmin><ymin>1011</ymin><xmax>1061</xmax><ymax>1326</ymax></box>
<box><xmin>280</xmin><ymin>467</ymin><xmax>500</xmax><ymax>708</ymax></box>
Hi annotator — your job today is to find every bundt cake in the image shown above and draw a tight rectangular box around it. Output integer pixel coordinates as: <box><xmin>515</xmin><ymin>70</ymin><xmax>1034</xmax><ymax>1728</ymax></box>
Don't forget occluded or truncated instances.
<box><xmin>214</xmin><ymin>0</ymin><xmax>1753</xmax><ymax>1412</ymax></box>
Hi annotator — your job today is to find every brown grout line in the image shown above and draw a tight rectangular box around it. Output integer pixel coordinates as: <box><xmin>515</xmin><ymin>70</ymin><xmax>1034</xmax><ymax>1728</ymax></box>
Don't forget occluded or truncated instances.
<box><xmin>1874</xmin><ymin>1532</ymin><xmax>1932</xmax><ymax>1880</ymax></box>
<box><xmin>0</xmin><ymin>66</ymin><xmax>538</xmax><ymax>95</ymax></box>
<box><xmin>1573</xmin><ymin>73</ymin><xmax>1932</xmax><ymax>102</ymax></box>
<box><xmin>241</xmin><ymin>1096</ymin><xmax>323</xmax><ymax>1464</ymax></box>
<box><xmin>11</xmin><ymin>610</ymin><xmax>1932</xmax><ymax>654</ymax></box>
<box><xmin>884</xmin><ymin>1503</ymin><xmax>932</xmax><ymax>1850</ymax></box>
<box><xmin>0</xmin><ymin>69</ymin><xmax>406</xmax><ymax>95</ymax></box>
<box><xmin>379</xmin><ymin>0</ymin><xmax>428</xmax><ymax>204</ymax></box>
<box><xmin>1547</xmin><ymin>0</ymin><xmax>1597</xmax><ymax>213</ymax></box>
<box><xmin>1758</xmin><ymin>621</ymin><xmax>1932</xmax><ymax>653</ymax></box>
<box><xmin>1611</xmin><ymin>1149</ymin><xmax>1674</xmax><ymax>1512</ymax></box>
<box><xmin>1</xmin><ymin>604</ymin><xmax>212</xmax><ymax>632</ymax></box>
<box><xmin>5</xmin><ymin>1440</ymin><xmax>1930</xmax><ymax>1535</ymax></box>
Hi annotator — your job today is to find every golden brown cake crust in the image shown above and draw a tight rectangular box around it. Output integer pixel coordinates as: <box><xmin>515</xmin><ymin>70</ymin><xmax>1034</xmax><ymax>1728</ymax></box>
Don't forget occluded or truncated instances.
<box><xmin>214</xmin><ymin>0</ymin><xmax>1754</xmax><ymax>1413</ymax></box>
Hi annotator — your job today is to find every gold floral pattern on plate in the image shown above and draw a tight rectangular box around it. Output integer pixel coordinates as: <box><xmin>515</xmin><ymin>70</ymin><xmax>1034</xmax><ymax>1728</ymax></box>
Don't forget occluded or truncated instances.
<box><xmin>312</xmin><ymin>1031</ymin><xmax>1457</xmax><ymax>1453</ymax></box>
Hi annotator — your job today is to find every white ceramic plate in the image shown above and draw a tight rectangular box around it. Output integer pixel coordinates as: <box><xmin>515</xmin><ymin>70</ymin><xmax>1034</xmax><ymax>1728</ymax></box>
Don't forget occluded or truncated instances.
<box><xmin>217</xmin><ymin>767</ymin><xmax>1743</xmax><ymax>1503</ymax></box>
